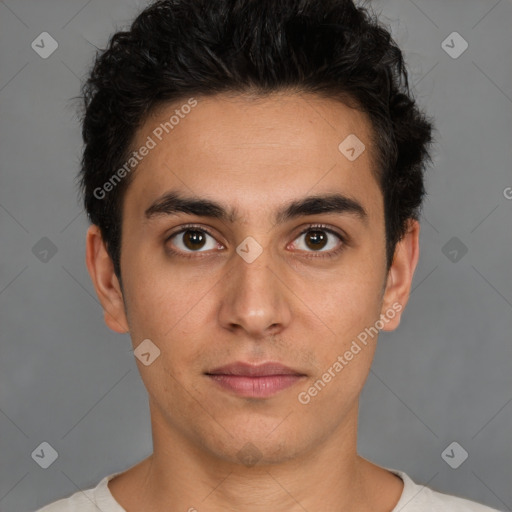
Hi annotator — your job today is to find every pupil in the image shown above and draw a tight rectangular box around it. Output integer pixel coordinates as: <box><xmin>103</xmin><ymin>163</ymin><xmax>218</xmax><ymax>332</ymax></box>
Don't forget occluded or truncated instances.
<box><xmin>181</xmin><ymin>230</ymin><xmax>328</xmax><ymax>252</ymax></box>
<box><xmin>307</xmin><ymin>231</ymin><xmax>326</xmax><ymax>250</ymax></box>
<box><xmin>185</xmin><ymin>230</ymin><xmax>205</xmax><ymax>250</ymax></box>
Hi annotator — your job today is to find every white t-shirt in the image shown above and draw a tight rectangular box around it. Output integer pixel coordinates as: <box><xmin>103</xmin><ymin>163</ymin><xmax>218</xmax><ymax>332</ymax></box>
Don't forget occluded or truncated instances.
<box><xmin>35</xmin><ymin>467</ymin><xmax>503</xmax><ymax>511</ymax></box>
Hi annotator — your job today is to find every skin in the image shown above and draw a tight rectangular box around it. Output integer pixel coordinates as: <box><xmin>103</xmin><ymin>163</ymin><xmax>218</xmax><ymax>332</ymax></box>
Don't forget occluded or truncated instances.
<box><xmin>86</xmin><ymin>92</ymin><xmax>420</xmax><ymax>512</ymax></box>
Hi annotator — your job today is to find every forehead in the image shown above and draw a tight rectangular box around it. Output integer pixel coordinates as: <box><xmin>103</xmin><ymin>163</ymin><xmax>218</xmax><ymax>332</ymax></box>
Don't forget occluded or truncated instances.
<box><xmin>123</xmin><ymin>92</ymin><xmax>382</xmax><ymax>223</ymax></box>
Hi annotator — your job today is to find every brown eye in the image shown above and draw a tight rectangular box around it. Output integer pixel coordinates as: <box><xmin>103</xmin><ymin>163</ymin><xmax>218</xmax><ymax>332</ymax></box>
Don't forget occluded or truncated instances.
<box><xmin>292</xmin><ymin>226</ymin><xmax>344</xmax><ymax>255</ymax></box>
<box><xmin>304</xmin><ymin>230</ymin><xmax>328</xmax><ymax>251</ymax></box>
<box><xmin>167</xmin><ymin>227</ymin><xmax>219</xmax><ymax>254</ymax></box>
<box><xmin>182</xmin><ymin>230</ymin><xmax>207</xmax><ymax>250</ymax></box>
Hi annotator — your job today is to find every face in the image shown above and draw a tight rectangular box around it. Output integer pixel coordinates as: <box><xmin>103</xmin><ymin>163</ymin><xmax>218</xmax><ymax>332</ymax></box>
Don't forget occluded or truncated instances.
<box><xmin>87</xmin><ymin>92</ymin><xmax>418</xmax><ymax>466</ymax></box>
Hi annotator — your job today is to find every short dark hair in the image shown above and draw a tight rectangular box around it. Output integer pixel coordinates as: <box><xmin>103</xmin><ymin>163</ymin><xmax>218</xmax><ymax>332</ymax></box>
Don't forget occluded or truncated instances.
<box><xmin>79</xmin><ymin>0</ymin><xmax>435</xmax><ymax>280</ymax></box>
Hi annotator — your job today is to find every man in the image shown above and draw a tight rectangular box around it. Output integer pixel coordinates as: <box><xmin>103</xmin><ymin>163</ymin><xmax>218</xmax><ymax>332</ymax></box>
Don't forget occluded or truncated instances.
<box><xmin>37</xmin><ymin>0</ymin><xmax>502</xmax><ymax>510</ymax></box>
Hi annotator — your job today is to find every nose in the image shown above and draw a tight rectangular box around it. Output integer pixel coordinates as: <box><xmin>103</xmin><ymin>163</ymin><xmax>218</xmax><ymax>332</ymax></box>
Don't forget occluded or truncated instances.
<box><xmin>217</xmin><ymin>246</ymin><xmax>292</xmax><ymax>339</ymax></box>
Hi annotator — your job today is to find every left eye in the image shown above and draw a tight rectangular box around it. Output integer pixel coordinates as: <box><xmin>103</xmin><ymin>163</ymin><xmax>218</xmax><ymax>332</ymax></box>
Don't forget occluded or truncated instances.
<box><xmin>291</xmin><ymin>227</ymin><xmax>343</xmax><ymax>253</ymax></box>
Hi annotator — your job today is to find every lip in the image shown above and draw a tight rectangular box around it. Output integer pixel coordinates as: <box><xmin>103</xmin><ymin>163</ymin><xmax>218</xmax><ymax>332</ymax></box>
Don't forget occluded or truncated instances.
<box><xmin>207</xmin><ymin>362</ymin><xmax>304</xmax><ymax>377</ymax></box>
<box><xmin>205</xmin><ymin>362</ymin><xmax>306</xmax><ymax>398</ymax></box>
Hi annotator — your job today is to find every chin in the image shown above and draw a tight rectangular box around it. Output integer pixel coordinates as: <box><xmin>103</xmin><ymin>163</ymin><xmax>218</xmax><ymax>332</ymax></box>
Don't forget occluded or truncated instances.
<box><xmin>200</xmin><ymin>423</ymin><xmax>310</xmax><ymax>468</ymax></box>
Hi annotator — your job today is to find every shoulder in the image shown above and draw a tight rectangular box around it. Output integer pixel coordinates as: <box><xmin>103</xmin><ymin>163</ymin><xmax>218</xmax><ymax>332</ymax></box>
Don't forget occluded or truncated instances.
<box><xmin>35</xmin><ymin>488</ymin><xmax>96</xmax><ymax>512</ymax></box>
<box><xmin>34</xmin><ymin>472</ymin><xmax>124</xmax><ymax>512</ymax></box>
<box><xmin>388</xmin><ymin>468</ymin><xmax>504</xmax><ymax>512</ymax></box>
<box><xmin>417</xmin><ymin>485</ymin><xmax>504</xmax><ymax>511</ymax></box>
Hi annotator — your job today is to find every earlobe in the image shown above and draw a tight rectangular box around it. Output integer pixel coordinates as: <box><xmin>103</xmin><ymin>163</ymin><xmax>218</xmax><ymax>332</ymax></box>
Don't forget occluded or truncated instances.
<box><xmin>380</xmin><ymin>219</ymin><xmax>420</xmax><ymax>332</ymax></box>
<box><xmin>85</xmin><ymin>224</ymin><xmax>129</xmax><ymax>334</ymax></box>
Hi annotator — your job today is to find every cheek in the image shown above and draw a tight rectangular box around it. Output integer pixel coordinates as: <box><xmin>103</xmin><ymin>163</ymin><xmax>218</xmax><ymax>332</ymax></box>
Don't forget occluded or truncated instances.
<box><xmin>122</xmin><ymin>267</ymin><xmax>223</xmax><ymax>394</ymax></box>
<box><xmin>296</xmin><ymin>282</ymin><xmax>382</xmax><ymax>413</ymax></box>
<box><xmin>122</xmin><ymin>246</ymin><xmax>210</xmax><ymax>338</ymax></box>
<box><xmin>305</xmin><ymin>262</ymin><xmax>384</xmax><ymax>388</ymax></box>
<box><xmin>321</xmin><ymin>263</ymin><xmax>384</xmax><ymax>333</ymax></box>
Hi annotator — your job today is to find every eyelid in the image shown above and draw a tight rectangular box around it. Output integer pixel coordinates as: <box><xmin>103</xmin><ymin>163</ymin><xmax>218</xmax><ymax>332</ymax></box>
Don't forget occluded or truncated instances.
<box><xmin>295</xmin><ymin>223</ymin><xmax>347</xmax><ymax>243</ymax></box>
<box><xmin>165</xmin><ymin>223</ymin><xmax>220</xmax><ymax>243</ymax></box>
<box><xmin>289</xmin><ymin>223</ymin><xmax>347</xmax><ymax>259</ymax></box>
<box><xmin>165</xmin><ymin>222</ymin><xmax>346</xmax><ymax>241</ymax></box>
<box><xmin>165</xmin><ymin>222</ymin><xmax>347</xmax><ymax>257</ymax></box>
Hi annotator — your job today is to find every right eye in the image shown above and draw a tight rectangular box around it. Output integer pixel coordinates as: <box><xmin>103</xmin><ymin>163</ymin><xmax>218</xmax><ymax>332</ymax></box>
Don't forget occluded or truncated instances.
<box><xmin>165</xmin><ymin>225</ymin><xmax>223</xmax><ymax>257</ymax></box>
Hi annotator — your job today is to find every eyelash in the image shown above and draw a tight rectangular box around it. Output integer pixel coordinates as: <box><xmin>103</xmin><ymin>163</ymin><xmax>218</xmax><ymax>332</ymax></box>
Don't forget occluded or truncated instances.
<box><xmin>165</xmin><ymin>223</ymin><xmax>347</xmax><ymax>260</ymax></box>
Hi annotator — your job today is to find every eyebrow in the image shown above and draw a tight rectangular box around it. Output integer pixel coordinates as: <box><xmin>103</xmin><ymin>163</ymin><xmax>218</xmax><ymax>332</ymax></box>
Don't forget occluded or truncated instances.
<box><xmin>144</xmin><ymin>190</ymin><xmax>368</xmax><ymax>225</ymax></box>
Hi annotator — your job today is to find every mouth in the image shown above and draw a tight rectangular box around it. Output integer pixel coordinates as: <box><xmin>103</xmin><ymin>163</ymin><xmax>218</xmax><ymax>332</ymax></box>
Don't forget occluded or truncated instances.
<box><xmin>205</xmin><ymin>362</ymin><xmax>307</xmax><ymax>398</ymax></box>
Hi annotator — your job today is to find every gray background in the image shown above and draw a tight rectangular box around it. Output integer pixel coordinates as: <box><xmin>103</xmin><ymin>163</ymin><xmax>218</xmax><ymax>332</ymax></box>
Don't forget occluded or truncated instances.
<box><xmin>0</xmin><ymin>0</ymin><xmax>511</xmax><ymax>511</ymax></box>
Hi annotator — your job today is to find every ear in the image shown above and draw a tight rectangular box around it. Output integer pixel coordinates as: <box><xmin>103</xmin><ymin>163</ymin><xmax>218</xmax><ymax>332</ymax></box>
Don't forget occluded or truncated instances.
<box><xmin>379</xmin><ymin>219</ymin><xmax>420</xmax><ymax>331</ymax></box>
<box><xmin>85</xmin><ymin>224</ymin><xmax>129</xmax><ymax>334</ymax></box>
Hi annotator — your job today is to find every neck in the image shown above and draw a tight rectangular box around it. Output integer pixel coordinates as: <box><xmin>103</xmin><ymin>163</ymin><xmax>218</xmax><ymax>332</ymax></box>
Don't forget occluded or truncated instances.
<box><xmin>109</xmin><ymin>399</ymin><xmax>403</xmax><ymax>512</ymax></box>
